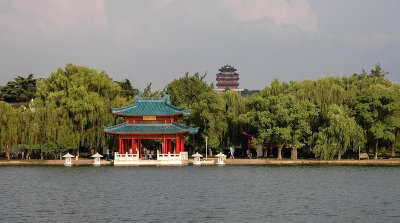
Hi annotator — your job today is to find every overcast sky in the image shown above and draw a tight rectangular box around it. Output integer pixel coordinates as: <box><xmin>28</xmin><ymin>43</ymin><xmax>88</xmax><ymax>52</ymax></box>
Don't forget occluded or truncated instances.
<box><xmin>1</xmin><ymin>0</ymin><xmax>399</xmax><ymax>90</ymax></box>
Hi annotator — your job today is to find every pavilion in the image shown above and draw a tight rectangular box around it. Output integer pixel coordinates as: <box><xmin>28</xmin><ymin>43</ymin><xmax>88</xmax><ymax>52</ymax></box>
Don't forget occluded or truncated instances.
<box><xmin>104</xmin><ymin>92</ymin><xmax>199</xmax><ymax>165</ymax></box>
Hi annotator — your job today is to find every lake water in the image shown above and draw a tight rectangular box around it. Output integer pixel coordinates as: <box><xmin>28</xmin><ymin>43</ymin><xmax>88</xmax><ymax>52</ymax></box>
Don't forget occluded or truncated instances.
<box><xmin>0</xmin><ymin>165</ymin><xmax>399</xmax><ymax>222</ymax></box>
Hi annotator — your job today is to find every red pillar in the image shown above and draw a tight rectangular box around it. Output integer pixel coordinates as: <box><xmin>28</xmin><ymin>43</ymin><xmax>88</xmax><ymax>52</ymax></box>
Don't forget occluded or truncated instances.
<box><xmin>176</xmin><ymin>136</ymin><xmax>180</xmax><ymax>154</ymax></box>
<box><xmin>131</xmin><ymin>138</ymin><xmax>136</xmax><ymax>154</ymax></box>
<box><xmin>138</xmin><ymin>139</ymin><xmax>142</xmax><ymax>158</ymax></box>
<box><xmin>163</xmin><ymin>136</ymin><xmax>167</xmax><ymax>154</ymax></box>
<box><xmin>119</xmin><ymin>137</ymin><xmax>122</xmax><ymax>154</ymax></box>
<box><xmin>180</xmin><ymin>136</ymin><xmax>184</xmax><ymax>152</ymax></box>
<box><xmin>248</xmin><ymin>138</ymin><xmax>251</xmax><ymax>155</ymax></box>
<box><xmin>133</xmin><ymin>138</ymin><xmax>136</xmax><ymax>154</ymax></box>
<box><xmin>168</xmin><ymin>139</ymin><xmax>172</xmax><ymax>154</ymax></box>
<box><xmin>124</xmin><ymin>139</ymin><xmax>129</xmax><ymax>153</ymax></box>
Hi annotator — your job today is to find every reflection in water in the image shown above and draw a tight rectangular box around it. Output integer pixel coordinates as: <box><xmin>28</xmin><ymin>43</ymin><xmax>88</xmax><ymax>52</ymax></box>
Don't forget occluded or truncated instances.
<box><xmin>0</xmin><ymin>165</ymin><xmax>400</xmax><ymax>222</ymax></box>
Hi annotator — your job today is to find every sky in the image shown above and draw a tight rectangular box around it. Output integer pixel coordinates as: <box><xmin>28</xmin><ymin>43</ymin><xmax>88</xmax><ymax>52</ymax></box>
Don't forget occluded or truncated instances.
<box><xmin>0</xmin><ymin>0</ymin><xmax>399</xmax><ymax>90</ymax></box>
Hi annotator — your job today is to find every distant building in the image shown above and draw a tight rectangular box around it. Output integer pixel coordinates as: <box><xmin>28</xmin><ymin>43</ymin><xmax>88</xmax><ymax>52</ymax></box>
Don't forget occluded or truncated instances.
<box><xmin>215</xmin><ymin>64</ymin><xmax>243</xmax><ymax>93</ymax></box>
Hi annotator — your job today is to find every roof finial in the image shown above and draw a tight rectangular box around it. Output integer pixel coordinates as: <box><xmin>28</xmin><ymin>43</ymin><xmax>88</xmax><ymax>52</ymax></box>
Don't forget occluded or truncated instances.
<box><xmin>135</xmin><ymin>91</ymin><xmax>142</xmax><ymax>101</ymax></box>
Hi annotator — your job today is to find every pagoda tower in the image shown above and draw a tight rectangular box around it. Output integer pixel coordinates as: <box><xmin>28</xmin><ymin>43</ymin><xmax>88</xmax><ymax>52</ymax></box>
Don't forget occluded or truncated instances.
<box><xmin>216</xmin><ymin>64</ymin><xmax>242</xmax><ymax>92</ymax></box>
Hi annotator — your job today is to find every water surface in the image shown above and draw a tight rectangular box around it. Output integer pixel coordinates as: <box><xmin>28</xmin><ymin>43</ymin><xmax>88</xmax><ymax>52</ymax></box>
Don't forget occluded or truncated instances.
<box><xmin>0</xmin><ymin>165</ymin><xmax>399</xmax><ymax>222</ymax></box>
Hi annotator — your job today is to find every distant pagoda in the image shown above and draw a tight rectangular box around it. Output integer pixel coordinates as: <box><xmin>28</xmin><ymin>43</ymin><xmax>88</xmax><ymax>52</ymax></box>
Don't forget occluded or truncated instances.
<box><xmin>215</xmin><ymin>64</ymin><xmax>242</xmax><ymax>92</ymax></box>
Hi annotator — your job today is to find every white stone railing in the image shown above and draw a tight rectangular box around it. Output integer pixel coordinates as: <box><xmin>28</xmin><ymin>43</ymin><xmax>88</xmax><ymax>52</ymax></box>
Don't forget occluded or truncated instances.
<box><xmin>157</xmin><ymin>152</ymin><xmax>181</xmax><ymax>161</ymax></box>
<box><xmin>114</xmin><ymin>151</ymin><xmax>188</xmax><ymax>162</ymax></box>
<box><xmin>157</xmin><ymin>151</ymin><xmax>188</xmax><ymax>161</ymax></box>
<box><xmin>181</xmin><ymin>152</ymin><xmax>188</xmax><ymax>161</ymax></box>
<box><xmin>114</xmin><ymin>152</ymin><xmax>139</xmax><ymax>161</ymax></box>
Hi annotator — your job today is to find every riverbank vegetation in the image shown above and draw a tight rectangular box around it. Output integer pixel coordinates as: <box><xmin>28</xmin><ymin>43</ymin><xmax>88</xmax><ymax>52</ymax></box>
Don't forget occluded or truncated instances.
<box><xmin>1</xmin><ymin>63</ymin><xmax>399</xmax><ymax>160</ymax></box>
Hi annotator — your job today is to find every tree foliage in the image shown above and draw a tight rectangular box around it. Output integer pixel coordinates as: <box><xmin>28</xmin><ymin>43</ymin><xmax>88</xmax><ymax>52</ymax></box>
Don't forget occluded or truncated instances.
<box><xmin>314</xmin><ymin>105</ymin><xmax>365</xmax><ymax>160</ymax></box>
<box><xmin>0</xmin><ymin>74</ymin><xmax>37</xmax><ymax>102</ymax></box>
<box><xmin>35</xmin><ymin>64</ymin><xmax>123</xmax><ymax>155</ymax></box>
<box><xmin>1</xmin><ymin>63</ymin><xmax>399</xmax><ymax>160</ymax></box>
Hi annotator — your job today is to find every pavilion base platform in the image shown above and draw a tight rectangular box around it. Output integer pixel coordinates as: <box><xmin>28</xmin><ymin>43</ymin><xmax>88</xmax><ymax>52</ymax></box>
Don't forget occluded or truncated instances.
<box><xmin>113</xmin><ymin>152</ymin><xmax>189</xmax><ymax>166</ymax></box>
<box><xmin>190</xmin><ymin>159</ymin><xmax>216</xmax><ymax>165</ymax></box>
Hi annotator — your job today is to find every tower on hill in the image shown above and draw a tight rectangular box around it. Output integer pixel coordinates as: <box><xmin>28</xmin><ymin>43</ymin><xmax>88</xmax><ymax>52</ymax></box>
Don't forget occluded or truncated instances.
<box><xmin>215</xmin><ymin>64</ymin><xmax>243</xmax><ymax>93</ymax></box>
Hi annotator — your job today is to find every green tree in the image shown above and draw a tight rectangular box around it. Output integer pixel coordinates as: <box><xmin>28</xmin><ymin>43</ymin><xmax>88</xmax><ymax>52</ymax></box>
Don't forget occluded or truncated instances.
<box><xmin>142</xmin><ymin>82</ymin><xmax>162</xmax><ymax>97</ymax></box>
<box><xmin>0</xmin><ymin>102</ymin><xmax>19</xmax><ymax>159</ymax></box>
<box><xmin>36</xmin><ymin>64</ymin><xmax>122</xmax><ymax>157</ymax></box>
<box><xmin>116</xmin><ymin>79</ymin><xmax>139</xmax><ymax>101</ymax></box>
<box><xmin>314</xmin><ymin>105</ymin><xmax>365</xmax><ymax>160</ymax></box>
<box><xmin>349</xmin><ymin>67</ymin><xmax>397</xmax><ymax>159</ymax></box>
<box><xmin>0</xmin><ymin>74</ymin><xmax>37</xmax><ymax>102</ymax></box>
<box><xmin>166</xmin><ymin>72</ymin><xmax>226</xmax><ymax>152</ymax></box>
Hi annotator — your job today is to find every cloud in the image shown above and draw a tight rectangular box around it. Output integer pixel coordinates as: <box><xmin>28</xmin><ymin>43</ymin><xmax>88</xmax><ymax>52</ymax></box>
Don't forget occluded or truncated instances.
<box><xmin>114</xmin><ymin>21</ymin><xmax>138</xmax><ymax>44</ymax></box>
<box><xmin>0</xmin><ymin>0</ymin><xmax>108</xmax><ymax>41</ymax></box>
<box><xmin>223</xmin><ymin>0</ymin><xmax>318</xmax><ymax>32</ymax></box>
<box><xmin>340</xmin><ymin>32</ymin><xmax>400</xmax><ymax>50</ymax></box>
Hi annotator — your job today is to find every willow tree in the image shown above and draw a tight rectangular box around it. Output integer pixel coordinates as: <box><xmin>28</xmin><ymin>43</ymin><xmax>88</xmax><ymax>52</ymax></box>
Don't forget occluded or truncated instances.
<box><xmin>16</xmin><ymin>105</ymin><xmax>35</xmax><ymax>152</ymax></box>
<box><xmin>219</xmin><ymin>90</ymin><xmax>247</xmax><ymax>148</ymax></box>
<box><xmin>36</xmin><ymin>64</ymin><xmax>121</xmax><ymax>156</ymax></box>
<box><xmin>314</xmin><ymin>105</ymin><xmax>365</xmax><ymax>160</ymax></box>
<box><xmin>0</xmin><ymin>102</ymin><xmax>19</xmax><ymax>159</ymax></box>
<box><xmin>30</xmin><ymin>99</ymin><xmax>47</xmax><ymax>159</ymax></box>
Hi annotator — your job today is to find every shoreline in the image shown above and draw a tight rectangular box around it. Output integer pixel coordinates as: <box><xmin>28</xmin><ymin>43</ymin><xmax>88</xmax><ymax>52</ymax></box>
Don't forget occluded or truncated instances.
<box><xmin>0</xmin><ymin>158</ymin><xmax>112</xmax><ymax>166</ymax></box>
<box><xmin>1</xmin><ymin>158</ymin><xmax>400</xmax><ymax>166</ymax></box>
<box><xmin>223</xmin><ymin>158</ymin><xmax>400</xmax><ymax>166</ymax></box>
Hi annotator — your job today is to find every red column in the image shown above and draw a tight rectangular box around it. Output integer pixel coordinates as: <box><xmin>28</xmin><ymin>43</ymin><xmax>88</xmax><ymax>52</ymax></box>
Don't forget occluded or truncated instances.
<box><xmin>163</xmin><ymin>136</ymin><xmax>167</xmax><ymax>154</ymax></box>
<box><xmin>180</xmin><ymin>136</ymin><xmax>184</xmax><ymax>152</ymax></box>
<box><xmin>125</xmin><ymin>139</ymin><xmax>128</xmax><ymax>154</ymax></box>
<box><xmin>248</xmin><ymin>138</ymin><xmax>251</xmax><ymax>155</ymax></box>
<box><xmin>168</xmin><ymin>139</ymin><xmax>172</xmax><ymax>154</ymax></box>
<box><xmin>176</xmin><ymin>136</ymin><xmax>180</xmax><ymax>154</ymax></box>
<box><xmin>119</xmin><ymin>137</ymin><xmax>122</xmax><ymax>154</ymax></box>
<box><xmin>132</xmin><ymin>138</ymin><xmax>136</xmax><ymax>154</ymax></box>
<box><xmin>131</xmin><ymin>138</ymin><xmax>136</xmax><ymax>154</ymax></box>
<box><xmin>138</xmin><ymin>139</ymin><xmax>142</xmax><ymax>158</ymax></box>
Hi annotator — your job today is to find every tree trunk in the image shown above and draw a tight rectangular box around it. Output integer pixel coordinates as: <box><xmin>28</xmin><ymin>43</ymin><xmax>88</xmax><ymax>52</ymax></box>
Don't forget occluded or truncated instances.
<box><xmin>374</xmin><ymin>139</ymin><xmax>379</xmax><ymax>159</ymax></box>
<box><xmin>277</xmin><ymin>140</ymin><xmax>286</xmax><ymax>160</ymax></box>
<box><xmin>338</xmin><ymin>154</ymin><xmax>341</xmax><ymax>160</ymax></box>
<box><xmin>291</xmin><ymin>148</ymin><xmax>297</xmax><ymax>160</ymax></box>
<box><xmin>391</xmin><ymin>141</ymin><xmax>395</xmax><ymax>158</ymax></box>
<box><xmin>77</xmin><ymin>130</ymin><xmax>84</xmax><ymax>158</ymax></box>
<box><xmin>6</xmin><ymin>144</ymin><xmax>10</xmax><ymax>160</ymax></box>
<box><xmin>269</xmin><ymin>139</ymin><xmax>273</xmax><ymax>156</ymax></box>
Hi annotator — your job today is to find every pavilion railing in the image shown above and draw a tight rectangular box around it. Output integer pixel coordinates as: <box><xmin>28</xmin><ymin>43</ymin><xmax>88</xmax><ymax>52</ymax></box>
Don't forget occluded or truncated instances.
<box><xmin>114</xmin><ymin>152</ymin><xmax>140</xmax><ymax>161</ymax></box>
<box><xmin>181</xmin><ymin>152</ymin><xmax>188</xmax><ymax>161</ymax></box>
<box><xmin>157</xmin><ymin>152</ymin><xmax>188</xmax><ymax>161</ymax></box>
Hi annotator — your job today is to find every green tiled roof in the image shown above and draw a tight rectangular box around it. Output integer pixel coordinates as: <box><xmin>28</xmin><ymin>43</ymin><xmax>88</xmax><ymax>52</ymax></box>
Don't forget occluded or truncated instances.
<box><xmin>111</xmin><ymin>93</ymin><xmax>191</xmax><ymax>116</ymax></box>
<box><xmin>104</xmin><ymin>122</ymin><xmax>199</xmax><ymax>134</ymax></box>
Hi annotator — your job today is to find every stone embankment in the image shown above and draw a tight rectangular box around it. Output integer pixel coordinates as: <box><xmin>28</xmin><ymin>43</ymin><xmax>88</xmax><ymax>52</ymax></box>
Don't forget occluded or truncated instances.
<box><xmin>223</xmin><ymin>158</ymin><xmax>400</xmax><ymax>165</ymax></box>
<box><xmin>0</xmin><ymin>158</ymin><xmax>112</xmax><ymax>166</ymax></box>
